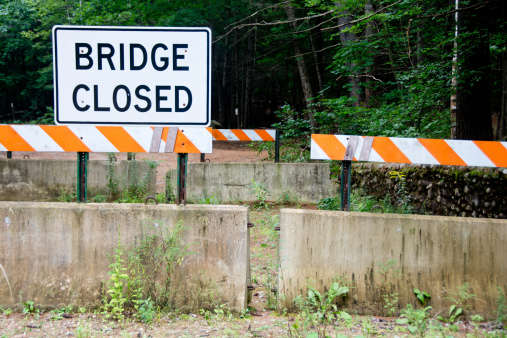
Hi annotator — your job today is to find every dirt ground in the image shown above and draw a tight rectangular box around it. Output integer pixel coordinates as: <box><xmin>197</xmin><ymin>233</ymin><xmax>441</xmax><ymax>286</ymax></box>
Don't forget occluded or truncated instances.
<box><xmin>3</xmin><ymin>141</ymin><xmax>269</xmax><ymax>193</ymax></box>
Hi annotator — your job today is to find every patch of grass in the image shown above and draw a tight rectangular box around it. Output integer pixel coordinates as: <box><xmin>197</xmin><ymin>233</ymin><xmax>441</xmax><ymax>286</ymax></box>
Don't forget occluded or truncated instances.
<box><xmin>251</xmin><ymin>180</ymin><xmax>269</xmax><ymax>210</ymax></box>
<box><xmin>396</xmin><ymin>304</ymin><xmax>432</xmax><ymax>336</ymax></box>
<box><xmin>318</xmin><ymin>190</ymin><xmax>414</xmax><ymax>214</ymax></box>
<box><xmin>198</xmin><ymin>195</ymin><xmax>220</xmax><ymax>204</ymax></box>
<box><xmin>496</xmin><ymin>286</ymin><xmax>506</xmax><ymax>325</ymax></box>
<box><xmin>22</xmin><ymin>300</ymin><xmax>39</xmax><ymax>315</ymax></box>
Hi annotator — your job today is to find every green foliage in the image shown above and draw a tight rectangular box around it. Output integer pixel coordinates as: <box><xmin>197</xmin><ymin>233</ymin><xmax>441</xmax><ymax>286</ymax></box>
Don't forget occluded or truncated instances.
<box><xmin>50</xmin><ymin>305</ymin><xmax>73</xmax><ymax>321</ymax></box>
<box><xmin>57</xmin><ymin>189</ymin><xmax>76</xmax><ymax>202</ymax></box>
<box><xmin>318</xmin><ymin>189</ymin><xmax>415</xmax><ymax>214</ymax></box>
<box><xmin>135</xmin><ymin>298</ymin><xmax>156</xmax><ymax>324</ymax></box>
<box><xmin>383</xmin><ymin>292</ymin><xmax>399</xmax><ymax>317</ymax></box>
<box><xmin>294</xmin><ymin>282</ymin><xmax>349</xmax><ymax>324</ymax></box>
<box><xmin>317</xmin><ymin>196</ymin><xmax>340</xmax><ymax>211</ymax></box>
<box><xmin>396</xmin><ymin>304</ymin><xmax>432</xmax><ymax>336</ymax></box>
<box><xmin>414</xmin><ymin>288</ymin><xmax>431</xmax><ymax>306</ymax></box>
<box><xmin>440</xmin><ymin>283</ymin><xmax>475</xmax><ymax>323</ymax></box>
<box><xmin>22</xmin><ymin>300</ymin><xmax>38</xmax><ymax>315</ymax></box>
<box><xmin>0</xmin><ymin>306</ymin><xmax>12</xmax><ymax>316</ymax></box>
<box><xmin>102</xmin><ymin>241</ymin><xmax>129</xmax><ymax>321</ymax></box>
<box><xmin>198</xmin><ymin>195</ymin><xmax>220</xmax><ymax>205</ymax></box>
<box><xmin>497</xmin><ymin>286</ymin><xmax>507</xmax><ymax>325</ymax></box>
<box><xmin>102</xmin><ymin>221</ymin><xmax>189</xmax><ymax>321</ymax></box>
<box><xmin>250</xmin><ymin>180</ymin><xmax>269</xmax><ymax>209</ymax></box>
<box><xmin>290</xmin><ymin>281</ymin><xmax>350</xmax><ymax>337</ymax></box>
<box><xmin>272</xmin><ymin>104</ymin><xmax>310</xmax><ymax>140</ymax></box>
<box><xmin>438</xmin><ymin>304</ymin><xmax>463</xmax><ymax>324</ymax></box>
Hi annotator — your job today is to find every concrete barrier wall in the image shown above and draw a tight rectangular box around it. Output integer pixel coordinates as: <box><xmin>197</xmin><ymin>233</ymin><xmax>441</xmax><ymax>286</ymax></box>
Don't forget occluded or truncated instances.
<box><xmin>0</xmin><ymin>159</ymin><xmax>156</xmax><ymax>201</ymax></box>
<box><xmin>167</xmin><ymin>163</ymin><xmax>337</xmax><ymax>203</ymax></box>
<box><xmin>0</xmin><ymin>202</ymin><xmax>249</xmax><ymax>311</ymax></box>
<box><xmin>278</xmin><ymin>209</ymin><xmax>507</xmax><ymax>318</ymax></box>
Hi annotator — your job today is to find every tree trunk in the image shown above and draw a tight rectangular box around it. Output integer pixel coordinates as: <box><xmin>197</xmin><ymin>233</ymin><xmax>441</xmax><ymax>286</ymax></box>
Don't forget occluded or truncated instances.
<box><xmin>336</xmin><ymin>1</ymin><xmax>361</xmax><ymax>105</ymax></box>
<box><xmin>499</xmin><ymin>43</ymin><xmax>507</xmax><ymax>140</ymax></box>
<box><xmin>364</xmin><ymin>0</ymin><xmax>374</xmax><ymax>106</ymax></box>
<box><xmin>450</xmin><ymin>0</ymin><xmax>458</xmax><ymax>138</ymax></box>
<box><xmin>455</xmin><ymin>1</ymin><xmax>492</xmax><ymax>140</ymax></box>
<box><xmin>284</xmin><ymin>2</ymin><xmax>316</xmax><ymax>129</ymax></box>
<box><xmin>309</xmin><ymin>29</ymin><xmax>323</xmax><ymax>93</ymax></box>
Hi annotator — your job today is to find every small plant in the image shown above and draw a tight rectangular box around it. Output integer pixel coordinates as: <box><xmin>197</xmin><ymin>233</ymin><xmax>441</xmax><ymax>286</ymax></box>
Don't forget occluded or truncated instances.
<box><xmin>50</xmin><ymin>305</ymin><xmax>73</xmax><ymax>320</ymax></box>
<box><xmin>362</xmin><ymin>317</ymin><xmax>379</xmax><ymax>336</ymax></box>
<box><xmin>397</xmin><ymin>304</ymin><xmax>432</xmax><ymax>336</ymax></box>
<box><xmin>0</xmin><ymin>306</ymin><xmax>12</xmax><ymax>316</ymax></box>
<box><xmin>199</xmin><ymin>195</ymin><xmax>220</xmax><ymax>204</ymax></box>
<box><xmin>438</xmin><ymin>283</ymin><xmax>474</xmax><ymax>323</ymax></box>
<box><xmin>251</xmin><ymin>180</ymin><xmax>269</xmax><ymax>209</ymax></box>
<box><xmin>388</xmin><ymin>170</ymin><xmax>413</xmax><ymax>213</ymax></box>
<box><xmin>437</xmin><ymin>304</ymin><xmax>463</xmax><ymax>324</ymax></box>
<box><xmin>91</xmin><ymin>194</ymin><xmax>107</xmax><ymax>203</ymax></box>
<box><xmin>102</xmin><ymin>240</ymin><xmax>129</xmax><ymax>321</ymax></box>
<box><xmin>295</xmin><ymin>282</ymin><xmax>349</xmax><ymax>324</ymax></box>
<box><xmin>414</xmin><ymin>288</ymin><xmax>431</xmax><ymax>306</ymax></box>
<box><xmin>317</xmin><ymin>196</ymin><xmax>339</xmax><ymax>211</ymax></box>
<box><xmin>496</xmin><ymin>286</ymin><xmax>506</xmax><ymax>325</ymax></box>
<box><xmin>383</xmin><ymin>292</ymin><xmax>399</xmax><ymax>316</ymax></box>
<box><xmin>57</xmin><ymin>189</ymin><xmax>76</xmax><ymax>202</ymax></box>
<box><xmin>135</xmin><ymin>298</ymin><xmax>156</xmax><ymax>324</ymax></box>
<box><xmin>22</xmin><ymin>300</ymin><xmax>38</xmax><ymax>315</ymax></box>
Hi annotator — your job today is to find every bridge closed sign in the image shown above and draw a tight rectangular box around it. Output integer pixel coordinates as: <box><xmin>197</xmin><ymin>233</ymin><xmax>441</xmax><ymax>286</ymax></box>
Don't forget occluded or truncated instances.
<box><xmin>52</xmin><ymin>26</ymin><xmax>211</xmax><ymax>126</ymax></box>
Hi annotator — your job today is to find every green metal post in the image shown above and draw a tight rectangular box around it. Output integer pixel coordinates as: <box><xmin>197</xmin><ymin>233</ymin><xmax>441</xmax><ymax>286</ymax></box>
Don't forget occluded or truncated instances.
<box><xmin>77</xmin><ymin>152</ymin><xmax>89</xmax><ymax>202</ymax></box>
<box><xmin>340</xmin><ymin>160</ymin><xmax>352</xmax><ymax>211</ymax></box>
<box><xmin>177</xmin><ymin>153</ymin><xmax>188</xmax><ymax>205</ymax></box>
<box><xmin>275</xmin><ymin>130</ymin><xmax>280</xmax><ymax>163</ymax></box>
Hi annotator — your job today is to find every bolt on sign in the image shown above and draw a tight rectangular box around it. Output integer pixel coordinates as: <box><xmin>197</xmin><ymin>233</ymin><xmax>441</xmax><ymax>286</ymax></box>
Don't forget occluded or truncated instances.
<box><xmin>52</xmin><ymin>26</ymin><xmax>211</xmax><ymax>126</ymax></box>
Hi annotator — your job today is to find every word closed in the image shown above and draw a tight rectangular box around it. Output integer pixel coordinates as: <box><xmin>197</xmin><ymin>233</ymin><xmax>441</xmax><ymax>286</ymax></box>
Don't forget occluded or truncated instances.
<box><xmin>53</xmin><ymin>26</ymin><xmax>211</xmax><ymax>126</ymax></box>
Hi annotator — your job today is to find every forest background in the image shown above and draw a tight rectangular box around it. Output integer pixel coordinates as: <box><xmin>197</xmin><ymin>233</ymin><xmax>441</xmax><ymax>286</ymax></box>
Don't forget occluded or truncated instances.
<box><xmin>0</xmin><ymin>0</ymin><xmax>505</xmax><ymax>142</ymax></box>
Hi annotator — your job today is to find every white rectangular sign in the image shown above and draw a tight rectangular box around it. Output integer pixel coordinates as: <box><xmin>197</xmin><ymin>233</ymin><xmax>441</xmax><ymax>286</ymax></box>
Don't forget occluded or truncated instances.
<box><xmin>52</xmin><ymin>26</ymin><xmax>211</xmax><ymax>126</ymax></box>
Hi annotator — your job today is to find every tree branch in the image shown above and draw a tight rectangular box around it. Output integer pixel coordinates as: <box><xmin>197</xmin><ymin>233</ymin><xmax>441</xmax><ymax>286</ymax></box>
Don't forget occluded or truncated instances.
<box><xmin>321</xmin><ymin>0</ymin><xmax>403</xmax><ymax>32</ymax></box>
<box><xmin>214</xmin><ymin>9</ymin><xmax>335</xmax><ymax>43</ymax></box>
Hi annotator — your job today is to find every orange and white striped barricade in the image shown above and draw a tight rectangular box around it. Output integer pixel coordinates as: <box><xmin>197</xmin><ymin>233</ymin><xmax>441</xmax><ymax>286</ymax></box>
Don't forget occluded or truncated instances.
<box><xmin>205</xmin><ymin>128</ymin><xmax>280</xmax><ymax>162</ymax></box>
<box><xmin>0</xmin><ymin>125</ymin><xmax>212</xmax><ymax>203</ymax></box>
<box><xmin>311</xmin><ymin>134</ymin><xmax>507</xmax><ymax>210</ymax></box>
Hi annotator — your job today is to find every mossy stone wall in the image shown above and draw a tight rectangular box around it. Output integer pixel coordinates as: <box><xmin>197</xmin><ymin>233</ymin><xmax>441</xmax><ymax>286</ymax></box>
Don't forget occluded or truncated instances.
<box><xmin>350</xmin><ymin>163</ymin><xmax>506</xmax><ymax>218</ymax></box>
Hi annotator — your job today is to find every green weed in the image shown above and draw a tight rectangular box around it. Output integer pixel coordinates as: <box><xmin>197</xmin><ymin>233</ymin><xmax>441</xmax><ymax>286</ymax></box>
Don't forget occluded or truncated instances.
<box><xmin>0</xmin><ymin>306</ymin><xmax>12</xmax><ymax>316</ymax></box>
<box><xmin>50</xmin><ymin>305</ymin><xmax>73</xmax><ymax>320</ymax></box>
<box><xmin>397</xmin><ymin>304</ymin><xmax>432</xmax><ymax>336</ymax></box>
<box><xmin>294</xmin><ymin>282</ymin><xmax>349</xmax><ymax>324</ymax></box>
<box><xmin>199</xmin><ymin>195</ymin><xmax>220</xmax><ymax>204</ymax></box>
<box><xmin>102</xmin><ymin>221</ymin><xmax>190</xmax><ymax>321</ymax></box>
<box><xmin>414</xmin><ymin>288</ymin><xmax>431</xmax><ymax>306</ymax></box>
<box><xmin>251</xmin><ymin>180</ymin><xmax>269</xmax><ymax>209</ymax></box>
<box><xmin>317</xmin><ymin>196</ymin><xmax>339</xmax><ymax>211</ymax></box>
<box><xmin>57</xmin><ymin>189</ymin><xmax>76</xmax><ymax>202</ymax></box>
<box><xmin>22</xmin><ymin>300</ymin><xmax>38</xmax><ymax>315</ymax></box>
<box><xmin>102</xmin><ymin>240</ymin><xmax>129</xmax><ymax>321</ymax></box>
<box><xmin>496</xmin><ymin>286</ymin><xmax>506</xmax><ymax>325</ymax></box>
<box><xmin>383</xmin><ymin>292</ymin><xmax>399</xmax><ymax>317</ymax></box>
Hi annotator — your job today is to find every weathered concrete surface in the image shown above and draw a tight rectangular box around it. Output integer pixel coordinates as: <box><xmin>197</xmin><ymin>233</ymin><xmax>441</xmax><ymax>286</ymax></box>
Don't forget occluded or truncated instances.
<box><xmin>0</xmin><ymin>159</ymin><xmax>156</xmax><ymax>201</ymax></box>
<box><xmin>167</xmin><ymin>163</ymin><xmax>337</xmax><ymax>203</ymax></box>
<box><xmin>0</xmin><ymin>202</ymin><xmax>249</xmax><ymax>311</ymax></box>
<box><xmin>279</xmin><ymin>209</ymin><xmax>507</xmax><ymax>318</ymax></box>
